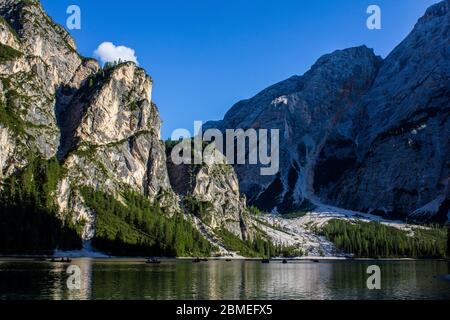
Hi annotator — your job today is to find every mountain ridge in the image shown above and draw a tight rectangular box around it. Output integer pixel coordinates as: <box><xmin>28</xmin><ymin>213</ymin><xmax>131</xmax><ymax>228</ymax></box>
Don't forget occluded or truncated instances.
<box><xmin>0</xmin><ymin>0</ymin><xmax>256</xmax><ymax>256</ymax></box>
<box><xmin>0</xmin><ymin>0</ymin><xmax>448</xmax><ymax>258</ymax></box>
<box><xmin>205</xmin><ymin>0</ymin><xmax>449</xmax><ymax>222</ymax></box>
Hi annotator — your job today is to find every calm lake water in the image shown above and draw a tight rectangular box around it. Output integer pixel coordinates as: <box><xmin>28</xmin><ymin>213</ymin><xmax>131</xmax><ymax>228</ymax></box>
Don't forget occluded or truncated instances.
<box><xmin>0</xmin><ymin>259</ymin><xmax>449</xmax><ymax>300</ymax></box>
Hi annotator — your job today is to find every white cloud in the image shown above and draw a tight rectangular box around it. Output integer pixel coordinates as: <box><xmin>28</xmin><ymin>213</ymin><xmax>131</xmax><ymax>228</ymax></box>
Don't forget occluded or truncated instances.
<box><xmin>94</xmin><ymin>42</ymin><xmax>138</xmax><ymax>65</ymax></box>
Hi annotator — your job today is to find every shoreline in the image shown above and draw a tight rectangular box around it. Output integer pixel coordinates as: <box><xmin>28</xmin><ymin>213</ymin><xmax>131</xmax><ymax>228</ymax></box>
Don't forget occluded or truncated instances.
<box><xmin>0</xmin><ymin>256</ymin><xmax>448</xmax><ymax>263</ymax></box>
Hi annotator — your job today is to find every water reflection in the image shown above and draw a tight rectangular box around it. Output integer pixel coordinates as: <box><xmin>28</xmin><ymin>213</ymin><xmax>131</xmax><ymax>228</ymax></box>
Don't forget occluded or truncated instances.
<box><xmin>0</xmin><ymin>259</ymin><xmax>449</xmax><ymax>300</ymax></box>
<box><xmin>326</xmin><ymin>260</ymin><xmax>450</xmax><ymax>300</ymax></box>
<box><xmin>49</xmin><ymin>259</ymin><xmax>93</xmax><ymax>300</ymax></box>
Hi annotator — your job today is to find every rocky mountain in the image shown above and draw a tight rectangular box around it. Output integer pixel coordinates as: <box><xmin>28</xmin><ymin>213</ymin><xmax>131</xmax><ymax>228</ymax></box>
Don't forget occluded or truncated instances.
<box><xmin>166</xmin><ymin>141</ymin><xmax>250</xmax><ymax>241</ymax></box>
<box><xmin>205</xmin><ymin>46</ymin><xmax>383</xmax><ymax>213</ymax></box>
<box><xmin>0</xmin><ymin>0</ymin><xmax>177</xmax><ymax>235</ymax></box>
<box><xmin>0</xmin><ymin>0</ymin><xmax>447</xmax><ymax>258</ymax></box>
<box><xmin>316</xmin><ymin>0</ymin><xmax>450</xmax><ymax>222</ymax></box>
<box><xmin>0</xmin><ymin>0</ymin><xmax>81</xmax><ymax>174</ymax></box>
<box><xmin>0</xmin><ymin>0</ymin><xmax>252</xmax><ymax>255</ymax></box>
<box><xmin>205</xmin><ymin>0</ymin><xmax>449</xmax><ymax>222</ymax></box>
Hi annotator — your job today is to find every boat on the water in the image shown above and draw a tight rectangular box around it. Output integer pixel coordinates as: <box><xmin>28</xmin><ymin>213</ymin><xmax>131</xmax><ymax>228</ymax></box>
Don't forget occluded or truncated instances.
<box><xmin>51</xmin><ymin>257</ymin><xmax>72</xmax><ymax>263</ymax></box>
<box><xmin>192</xmin><ymin>258</ymin><xmax>201</xmax><ymax>263</ymax></box>
<box><xmin>261</xmin><ymin>259</ymin><xmax>270</xmax><ymax>264</ymax></box>
<box><xmin>146</xmin><ymin>257</ymin><xmax>161</xmax><ymax>264</ymax></box>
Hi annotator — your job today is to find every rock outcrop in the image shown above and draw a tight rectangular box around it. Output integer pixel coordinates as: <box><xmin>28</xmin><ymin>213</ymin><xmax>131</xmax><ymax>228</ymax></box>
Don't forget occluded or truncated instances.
<box><xmin>0</xmin><ymin>0</ymin><xmax>253</xmax><ymax>246</ymax></box>
<box><xmin>0</xmin><ymin>0</ymin><xmax>82</xmax><ymax>175</ymax></box>
<box><xmin>57</xmin><ymin>62</ymin><xmax>180</xmax><ymax>237</ymax></box>
<box><xmin>166</xmin><ymin>141</ymin><xmax>250</xmax><ymax>240</ymax></box>
<box><xmin>206</xmin><ymin>1</ymin><xmax>449</xmax><ymax>222</ymax></box>
<box><xmin>316</xmin><ymin>0</ymin><xmax>450</xmax><ymax>222</ymax></box>
<box><xmin>205</xmin><ymin>46</ymin><xmax>382</xmax><ymax>214</ymax></box>
<box><xmin>0</xmin><ymin>1</ymin><xmax>174</xmax><ymax>239</ymax></box>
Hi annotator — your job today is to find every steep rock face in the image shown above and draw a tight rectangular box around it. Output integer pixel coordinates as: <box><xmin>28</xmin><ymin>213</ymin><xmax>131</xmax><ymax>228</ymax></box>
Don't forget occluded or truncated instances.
<box><xmin>1</xmin><ymin>0</ymin><xmax>247</xmax><ymax>245</ymax></box>
<box><xmin>205</xmin><ymin>46</ymin><xmax>382</xmax><ymax>213</ymax></box>
<box><xmin>64</xmin><ymin>63</ymin><xmax>172</xmax><ymax>197</ymax></box>
<box><xmin>205</xmin><ymin>1</ymin><xmax>449</xmax><ymax>222</ymax></box>
<box><xmin>0</xmin><ymin>0</ymin><xmax>80</xmax><ymax>88</ymax></box>
<box><xmin>316</xmin><ymin>0</ymin><xmax>450</xmax><ymax>221</ymax></box>
<box><xmin>166</xmin><ymin>144</ymin><xmax>250</xmax><ymax>240</ymax></box>
<box><xmin>0</xmin><ymin>0</ymin><xmax>81</xmax><ymax>176</ymax></box>
<box><xmin>57</xmin><ymin>62</ymin><xmax>179</xmax><ymax>237</ymax></box>
<box><xmin>192</xmin><ymin>165</ymin><xmax>250</xmax><ymax>240</ymax></box>
<box><xmin>0</xmin><ymin>0</ymin><xmax>179</xmax><ymax>240</ymax></box>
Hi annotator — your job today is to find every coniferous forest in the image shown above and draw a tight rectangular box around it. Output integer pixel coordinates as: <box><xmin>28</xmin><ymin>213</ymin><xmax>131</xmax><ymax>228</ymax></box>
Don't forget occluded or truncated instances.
<box><xmin>80</xmin><ymin>188</ymin><xmax>214</xmax><ymax>257</ymax></box>
<box><xmin>0</xmin><ymin>157</ymin><xmax>448</xmax><ymax>259</ymax></box>
<box><xmin>0</xmin><ymin>157</ymin><xmax>215</xmax><ymax>256</ymax></box>
<box><xmin>322</xmin><ymin>219</ymin><xmax>448</xmax><ymax>259</ymax></box>
<box><xmin>0</xmin><ymin>157</ymin><xmax>82</xmax><ymax>254</ymax></box>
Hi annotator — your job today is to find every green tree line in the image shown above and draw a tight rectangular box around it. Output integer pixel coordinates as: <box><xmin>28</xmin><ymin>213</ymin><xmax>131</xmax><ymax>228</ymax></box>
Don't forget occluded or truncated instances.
<box><xmin>80</xmin><ymin>187</ymin><xmax>215</xmax><ymax>257</ymax></box>
<box><xmin>0</xmin><ymin>157</ymin><xmax>82</xmax><ymax>254</ymax></box>
<box><xmin>322</xmin><ymin>219</ymin><xmax>447</xmax><ymax>259</ymax></box>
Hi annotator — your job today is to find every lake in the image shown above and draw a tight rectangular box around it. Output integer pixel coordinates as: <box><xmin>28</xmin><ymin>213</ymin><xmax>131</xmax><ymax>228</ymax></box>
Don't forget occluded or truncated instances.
<box><xmin>0</xmin><ymin>259</ymin><xmax>449</xmax><ymax>300</ymax></box>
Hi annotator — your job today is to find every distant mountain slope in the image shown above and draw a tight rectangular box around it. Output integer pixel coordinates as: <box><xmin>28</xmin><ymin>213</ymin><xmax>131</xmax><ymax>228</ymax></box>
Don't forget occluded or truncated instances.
<box><xmin>206</xmin><ymin>46</ymin><xmax>382</xmax><ymax>213</ymax></box>
<box><xmin>316</xmin><ymin>0</ymin><xmax>449</xmax><ymax>222</ymax></box>
<box><xmin>205</xmin><ymin>0</ymin><xmax>449</xmax><ymax>222</ymax></box>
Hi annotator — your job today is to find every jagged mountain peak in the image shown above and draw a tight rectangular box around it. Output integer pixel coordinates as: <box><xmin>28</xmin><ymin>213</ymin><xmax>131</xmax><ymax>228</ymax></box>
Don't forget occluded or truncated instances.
<box><xmin>418</xmin><ymin>0</ymin><xmax>448</xmax><ymax>24</ymax></box>
<box><xmin>206</xmin><ymin>45</ymin><xmax>382</xmax><ymax>134</ymax></box>
<box><xmin>0</xmin><ymin>0</ymin><xmax>80</xmax><ymax>88</ymax></box>
<box><xmin>205</xmin><ymin>44</ymin><xmax>383</xmax><ymax>214</ymax></box>
<box><xmin>354</xmin><ymin>0</ymin><xmax>449</xmax><ymax>142</ymax></box>
<box><xmin>315</xmin><ymin>0</ymin><xmax>450</xmax><ymax>221</ymax></box>
<box><xmin>0</xmin><ymin>0</ymin><xmax>254</xmax><ymax>250</ymax></box>
<box><xmin>312</xmin><ymin>45</ymin><xmax>380</xmax><ymax>67</ymax></box>
<box><xmin>0</xmin><ymin>0</ymin><xmax>178</xmax><ymax>239</ymax></box>
<box><xmin>205</xmin><ymin>1</ymin><xmax>449</xmax><ymax>221</ymax></box>
<box><xmin>0</xmin><ymin>0</ymin><xmax>76</xmax><ymax>49</ymax></box>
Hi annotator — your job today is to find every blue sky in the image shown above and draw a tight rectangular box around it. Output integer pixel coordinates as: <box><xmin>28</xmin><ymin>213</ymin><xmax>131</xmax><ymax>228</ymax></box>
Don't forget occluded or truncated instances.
<box><xmin>41</xmin><ymin>0</ymin><xmax>438</xmax><ymax>138</ymax></box>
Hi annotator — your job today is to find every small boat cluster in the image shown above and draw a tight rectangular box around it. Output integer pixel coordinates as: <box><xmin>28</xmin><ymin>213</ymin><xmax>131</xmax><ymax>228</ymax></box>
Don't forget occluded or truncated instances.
<box><xmin>50</xmin><ymin>257</ymin><xmax>72</xmax><ymax>263</ymax></box>
<box><xmin>146</xmin><ymin>257</ymin><xmax>161</xmax><ymax>264</ymax></box>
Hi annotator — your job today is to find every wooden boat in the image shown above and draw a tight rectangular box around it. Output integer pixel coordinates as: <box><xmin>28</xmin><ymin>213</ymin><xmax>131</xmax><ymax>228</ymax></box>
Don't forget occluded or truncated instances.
<box><xmin>51</xmin><ymin>257</ymin><xmax>72</xmax><ymax>263</ymax></box>
<box><xmin>146</xmin><ymin>257</ymin><xmax>161</xmax><ymax>264</ymax></box>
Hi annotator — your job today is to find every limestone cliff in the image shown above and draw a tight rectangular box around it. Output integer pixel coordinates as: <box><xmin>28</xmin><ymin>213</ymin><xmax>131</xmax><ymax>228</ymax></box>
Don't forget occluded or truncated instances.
<box><xmin>0</xmin><ymin>0</ymin><xmax>81</xmax><ymax>175</ymax></box>
<box><xmin>205</xmin><ymin>1</ymin><xmax>449</xmax><ymax>222</ymax></box>
<box><xmin>315</xmin><ymin>0</ymin><xmax>450</xmax><ymax>222</ymax></box>
<box><xmin>0</xmin><ymin>0</ymin><xmax>253</xmax><ymax>252</ymax></box>
<box><xmin>166</xmin><ymin>143</ymin><xmax>250</xmax><ymax>240</ymax></box>
<box><xmin>205</xmin><ymin>46</ymin><xmax>382</xmax><ymax>214</ymax></box>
